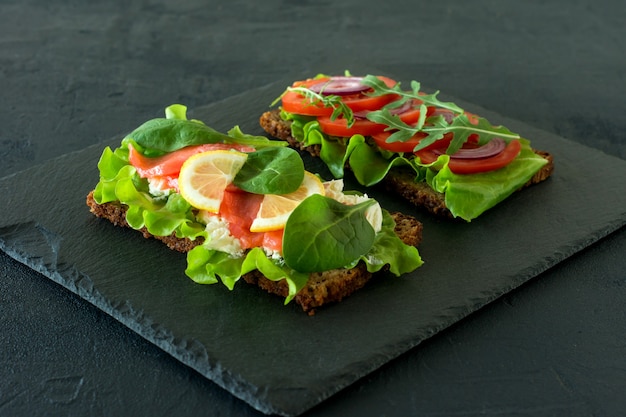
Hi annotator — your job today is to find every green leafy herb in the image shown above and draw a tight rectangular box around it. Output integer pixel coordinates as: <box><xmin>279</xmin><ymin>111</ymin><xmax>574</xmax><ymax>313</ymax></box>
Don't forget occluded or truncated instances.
<box><xmin>282</xmin><ymin>194</ymin><xmax>376</xmax><ymax>272</ymax></box>
<box><xmin>361</xmin><ymin>74</ymin><xmax>523</xmax><ymax>153</ymax></box>
<box><xmin>361</xmin><ymin>75</ymin><xmax>464</xmax><ymax>115</ymax></box>
<box><xmin>285</xmin><ymin>86</ymin><xmax>356</xmax><ymax>127</ymax></box>
<box><xmin>367</xmin><ymin>110</ymin><xmax>521</xmax><ymax>154</ymax></box>
<box><xmin>234</xmin><ymin>147</ymin><xmax>304</xmax><ymax>194</ymax></box>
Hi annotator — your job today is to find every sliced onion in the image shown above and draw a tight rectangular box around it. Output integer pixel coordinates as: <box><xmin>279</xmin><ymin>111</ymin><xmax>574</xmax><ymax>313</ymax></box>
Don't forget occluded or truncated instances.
<box><xmin>308</xmin><ymin>76</ymin><xmax>370</xmax><ymax>96</ymax></box>
<box><xmin>353</xmin><ymin>99</ymin><xmax>414</xmax><ymax>119</ymax></box>
<box><xmin>430</xmin><ymin>108</ymin><xmax>455</xmax><ymax>124</ymax></box>
<box><xmin>435</xmin><ymin>138</ymin><xmax>507</xmax><ymax>159</ymax></box>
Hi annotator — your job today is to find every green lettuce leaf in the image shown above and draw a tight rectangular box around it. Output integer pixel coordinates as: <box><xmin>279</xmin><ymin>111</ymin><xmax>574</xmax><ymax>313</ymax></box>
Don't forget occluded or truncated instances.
<box><xmin>427</xmin><ymin>139</ymin><xmax>548</xmax><ymax>221</ymax></box>
<box><xmin>362</xmin><ymin>210</ymin><xmax>423</xmax><ymax>275</ymax></box>
<box><xmin>186</xmin><ymin>246</ymin><xmax>310</xmax><ymax>303</ymax></box>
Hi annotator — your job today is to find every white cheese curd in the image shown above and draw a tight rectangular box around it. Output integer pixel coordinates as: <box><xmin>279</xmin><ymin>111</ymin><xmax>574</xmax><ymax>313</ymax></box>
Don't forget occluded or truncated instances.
<box><xmin>197</xmin><ymin>211</ymin><xmax>244</xmax><ymax>257</ymax></box>
<box><xmin>197</xmin><ymin>211</ymin><xmax>284</xmax><ymax>260</ymax></box>
<box><xmin>263</xmin><ymin>247</ymin><xmax>284</xmax><ymax>262</ymax></box>
<box><xmin>322</xmin><ymin>180</ymin><xmax>383</xmax><ymax>233</ymax></box>
<box><xmin>147</xmin><ymin>177</ymin><xmax>173</xmax><ymax>198</ymax></box>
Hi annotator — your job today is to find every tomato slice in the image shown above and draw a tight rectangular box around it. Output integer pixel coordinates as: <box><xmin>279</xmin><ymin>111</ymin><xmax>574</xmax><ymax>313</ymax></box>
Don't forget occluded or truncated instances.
<box><xmin>371</xmin><ymin>108</ymin><xmax>481</xmax><ymax>153</ymax></box>
<box><xmin>281</xmin><ymin>76</ymin><xmax>399</xmax><ymax>117</ymax></box>
<box><xmin>416</xmin><ymin>139</ymin><xmax>522</xmax><ymax>175</ymax></box>
<box><xmin>320</xmin><ymin>99</ymin><xmax>431</xmax><ymax>138</ymax></box>
<box><xmin>371</xmin><ymin>130</ymin><xmax>456</xmax><ymax>153</ymax></box>
<box><xmin>393</xmin><ymin>100</ymin><xmax>432</xmax><ymax>125</ymax></box>
<box><xmin>317</xmin><ymin>116</ymin><xmax>387</xmax><ymax>137</ymax></box>
<box><xmin>281</xmin><ymin>78</ymin><xmax>334</xmax><ymax>117</ymax></box>
<box><xmin>372</xmin><ymin>131</ymin><xmax>425</xmax><ymax>152</ymax></box>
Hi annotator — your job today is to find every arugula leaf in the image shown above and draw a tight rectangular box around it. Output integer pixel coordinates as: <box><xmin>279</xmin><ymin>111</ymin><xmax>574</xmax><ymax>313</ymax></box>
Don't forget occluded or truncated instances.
<box><xmin>285</xmin><ymin>86</ymin><xmax>356</xmax><ymax>127</ymax></box>
<box><xmin>234</xmin><ymin>147</ymin><xmax>304</xmax><ymax>194</ymax></box>
<box><xmin>282</xmin><ymin>194</ymin><xmax>376</xmax><ymax>272</ymax></box>
<box><xmin>360</xmin><ymin>75</ymin><xmax>524</xmax><ymax>153</ymax></box>
<box><xmin>432</xmin><ymin>114</ymin><xmax>522</xmax><ymax>154</ymax></box>
<box><xmin>361</xmin><ymin>75</ymin><xmax>464</xmax><ymax>114</ymax></box>
<box><xmin>366</xmin><ymin>109</ymin><xmax>521</xmax><ymax>154</ymax></box>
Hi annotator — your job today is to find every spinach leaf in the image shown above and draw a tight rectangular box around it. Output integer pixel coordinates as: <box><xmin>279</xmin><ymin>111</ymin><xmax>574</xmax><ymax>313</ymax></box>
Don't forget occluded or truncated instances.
<box><xmin>282</xmin><ymin>194</ymin><xmax>376</xmax><ymax>272</ymax></box>
<box><xmin>233</xmin><ymin>147</ymin><xmax>304</xmax><ymax>194</ymax></box>
<box><xmin>125</xmin><ymin>118</ymin><xmax>234</xmax><ymax>155</ymax></box>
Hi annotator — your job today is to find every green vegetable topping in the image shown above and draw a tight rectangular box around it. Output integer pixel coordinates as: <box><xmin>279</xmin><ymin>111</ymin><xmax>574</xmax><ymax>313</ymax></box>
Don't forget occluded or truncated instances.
<box><xmin>234</xmin><ymin>147</ymin><xmax>304</xmax><ymax>195</ymax></box>
<box><xmin>282</xmin><ymin>194</ymin><xmax>376</xmax><ymax>272</ymax></box>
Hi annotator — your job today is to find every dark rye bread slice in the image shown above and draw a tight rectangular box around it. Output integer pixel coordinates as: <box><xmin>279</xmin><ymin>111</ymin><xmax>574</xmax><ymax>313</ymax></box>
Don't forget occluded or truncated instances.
<box><xmin>259</xmin><ymin>109</ymin><xmax>555</xmax><ymax>219</ymax></box>
<box><xmin>86</xmin><ymin>190</ymin><xmax>422</xmax><ymax>315</ymax></box>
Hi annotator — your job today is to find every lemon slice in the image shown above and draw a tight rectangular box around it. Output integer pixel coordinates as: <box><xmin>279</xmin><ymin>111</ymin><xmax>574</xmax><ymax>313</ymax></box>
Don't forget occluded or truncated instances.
<box><xmin>250</xmin><ymin>171</ymin><xmax>325</xmax><ymax>232</ymax></box>
<box><xmin>178</xmin><ymin>150</ymin><xmax>248</xmax><ymax>212</ymax></box>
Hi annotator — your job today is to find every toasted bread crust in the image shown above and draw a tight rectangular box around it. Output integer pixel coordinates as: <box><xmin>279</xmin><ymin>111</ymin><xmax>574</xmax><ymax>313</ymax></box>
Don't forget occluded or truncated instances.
<box><xmin>86</xmin><ymin>191</ymin><xmax>422</xmax><ymax>314</ymax></box>
<box><xmin>259</xmin><ymin>109</ymin><xmax>555</xmax><ymax>219</ymax></box>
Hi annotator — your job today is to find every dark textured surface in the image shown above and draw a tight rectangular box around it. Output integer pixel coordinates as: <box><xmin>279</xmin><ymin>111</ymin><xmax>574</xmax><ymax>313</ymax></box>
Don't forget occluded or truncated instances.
<box><xmin>1</xmin><ymin>1</ymin><xmax>625</xmax><ymax>416</ymax></box>
<box><xmin>1</xmin><ymin>83</ymin><xmax>624</xmax><ymax>416</ymax></box>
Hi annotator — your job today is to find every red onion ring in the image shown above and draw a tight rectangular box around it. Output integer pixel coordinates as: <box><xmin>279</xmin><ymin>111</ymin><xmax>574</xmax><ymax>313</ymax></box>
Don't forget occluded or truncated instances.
<box><xmin>430</xmin><ymin>108</ymin><xmax>455</xmax><ymax>123</ymax></box>
<box><xmin>435</xmin><ymin>138</ymin><xmax>507</xmax><ymax>159</ymax></box>
<box><xmin>308</xmin><ymin>76</ymin><xmax>370</xmax><ymax>96</ymax></box>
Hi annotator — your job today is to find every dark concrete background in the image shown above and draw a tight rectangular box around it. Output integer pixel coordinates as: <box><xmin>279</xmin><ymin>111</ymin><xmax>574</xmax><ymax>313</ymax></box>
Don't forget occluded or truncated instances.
<box><xmin>1</xmin><ymin>1</ymin><xmax>625</xmax><ymax>416</ymax></box>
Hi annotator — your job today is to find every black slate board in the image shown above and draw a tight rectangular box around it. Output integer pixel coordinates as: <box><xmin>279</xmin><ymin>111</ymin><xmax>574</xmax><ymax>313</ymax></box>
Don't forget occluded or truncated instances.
<box><xmin>1</xmin><ymin>79</ymin><xmax>625</xmax><ymax>417</ymax></box>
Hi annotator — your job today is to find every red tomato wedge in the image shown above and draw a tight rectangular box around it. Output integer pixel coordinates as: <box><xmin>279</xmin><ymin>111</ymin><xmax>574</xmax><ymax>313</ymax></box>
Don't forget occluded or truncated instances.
<box><xmin>128</xmin><ymin>143</ymin><xmax>254</xmax><ymax>179</ymax></box>
<box><xmin>281</xmin><ymin>76</ymin><xmax>399</xmax><ymax>117</ymax></box>
<box><xmin>416</xmin><ymin>139</ymin><xmax>522</xmax><ymax>175</ymax></box>
<box><xmin>219</xmin><ymin>189</ymin><xmax>283</xmax><ymax>252</ymax></box>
